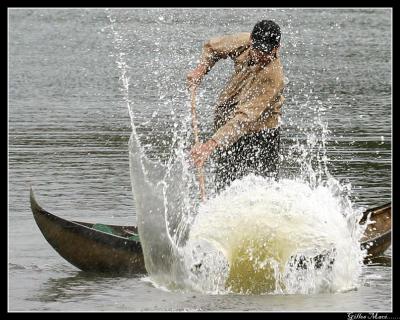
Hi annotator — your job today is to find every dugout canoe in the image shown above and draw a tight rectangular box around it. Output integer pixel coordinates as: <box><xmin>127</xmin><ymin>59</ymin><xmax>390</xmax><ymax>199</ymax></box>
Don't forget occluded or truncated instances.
<box><xmin>359</xmin><ymin>202</ymin><xmax>391</xmax><ymax>264</ymax></box>
<box><xmin>30</xmin><ymin>188</ymin><xmax>146</xmax><ymax>274</ymax></box>
<box><xmin>30</xmin><ymin>188</ymin><xmax>391</xmax><ymax>274</ymax></box>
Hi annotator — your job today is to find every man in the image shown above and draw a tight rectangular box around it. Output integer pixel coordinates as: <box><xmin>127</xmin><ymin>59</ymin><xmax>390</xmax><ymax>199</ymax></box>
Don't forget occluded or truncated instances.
<box><xmin>188</xmin><ymin>20</ymin><xmax>285</xmax><ymax>192</ymax></box>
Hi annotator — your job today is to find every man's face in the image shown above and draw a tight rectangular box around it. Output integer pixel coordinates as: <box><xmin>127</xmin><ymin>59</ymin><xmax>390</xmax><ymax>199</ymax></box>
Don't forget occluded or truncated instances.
<box><xmin>249</xmin><ymin>42</ymin><xmax>278</xmax><ymax>65</ymax></box>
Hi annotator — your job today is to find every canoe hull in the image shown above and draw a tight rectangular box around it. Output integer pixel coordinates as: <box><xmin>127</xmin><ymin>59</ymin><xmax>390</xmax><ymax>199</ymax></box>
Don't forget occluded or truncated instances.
<box><xmin>359</xmin><ymin>202</ymin><xmax>392</xmax><ymax>263</ymax></box>
<box><xmin>30</xmin><ymin>189</ymin><xmax>146</xmax><ymax>274</ymax></box>
<box><xmin>30</xmin><ymin>188</ymin><xmax>391</xmax><ymax>274</ymax></box>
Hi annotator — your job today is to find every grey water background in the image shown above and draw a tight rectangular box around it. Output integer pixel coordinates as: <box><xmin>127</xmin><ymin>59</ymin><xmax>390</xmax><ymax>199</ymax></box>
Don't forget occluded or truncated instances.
<box><xmin>8</xmin><ymin>8</ymin><xmax>391</xmax><ymax>311</ymax></box>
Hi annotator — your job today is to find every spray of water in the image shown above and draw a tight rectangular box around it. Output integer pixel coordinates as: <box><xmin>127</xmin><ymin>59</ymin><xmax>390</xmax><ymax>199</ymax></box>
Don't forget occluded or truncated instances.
<box><xmin>106</xmin><ymin>10</ymin><xmax>367</xmax><ymax>294</ymax></box>
<box><xmin>185</xmin><ymin>175</ymin><xmax>365</xmax><ymax>294</ymax></box>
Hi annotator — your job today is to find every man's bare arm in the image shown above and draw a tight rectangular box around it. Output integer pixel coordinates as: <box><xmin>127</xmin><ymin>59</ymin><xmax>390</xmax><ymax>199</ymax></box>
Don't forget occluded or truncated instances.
<box><xmin>187</xmin><ymin>33</ymin><xmax>250</xmax><ymax>88</ymax></box>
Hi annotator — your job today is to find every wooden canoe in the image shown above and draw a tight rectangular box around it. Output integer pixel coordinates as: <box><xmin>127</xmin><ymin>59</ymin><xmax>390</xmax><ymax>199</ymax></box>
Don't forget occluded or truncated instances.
<box><xmin>30</xmin><ymin>188</ymin><xmax>146</xmax><ymax>275</ymax></box>
<box><xmin>30</xmin><ymin>188</ymin><xmax>391</xmax><ymax>274</ymax></box>
<box><xmin>359</xmin><ymin>202</ymin><xmax>391</xmax><ymax>264</ymax></box>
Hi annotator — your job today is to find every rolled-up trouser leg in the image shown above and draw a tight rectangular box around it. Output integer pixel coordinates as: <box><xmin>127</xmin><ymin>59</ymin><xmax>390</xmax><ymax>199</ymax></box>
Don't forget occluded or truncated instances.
<box><xmin>213</xmin><ymin>128</ymin><xmax>280</xmax><ymax>193</ymax></box>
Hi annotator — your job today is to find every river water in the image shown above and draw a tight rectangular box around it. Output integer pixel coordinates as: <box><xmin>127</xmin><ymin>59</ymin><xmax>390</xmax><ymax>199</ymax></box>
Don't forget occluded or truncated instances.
<box><xmin>8</xmin><ymin>8</ymin><xmax>391</xmax><ymax>311</ymax></box>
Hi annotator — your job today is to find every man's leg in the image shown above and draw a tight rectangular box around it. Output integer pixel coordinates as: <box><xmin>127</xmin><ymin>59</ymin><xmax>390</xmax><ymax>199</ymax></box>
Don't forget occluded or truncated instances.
<box><xmin>213</xmin><ymin>135</ymin><xmax>251</xmax><ymax>193</ymax></box>
<box><xmin>213</xmin><ymin>128</ymin><xmax>281</xmax><ymax>193</ymax></box>
<box><xmin>251</xmin><ymin>128</ymin><xmax>281</xmax><ymax>180</ymax></box>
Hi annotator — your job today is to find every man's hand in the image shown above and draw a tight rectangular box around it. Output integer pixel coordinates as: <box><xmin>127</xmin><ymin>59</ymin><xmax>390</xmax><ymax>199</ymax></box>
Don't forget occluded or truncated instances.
<box><xmin>187</xmin><ymin>63</ymin><xmax>208</xmax><ymax>89</ymax></box>
<box><xmin>190</xmin><ymin>139</ymin><xmax>218</xmax><ymax>169</ymax></box>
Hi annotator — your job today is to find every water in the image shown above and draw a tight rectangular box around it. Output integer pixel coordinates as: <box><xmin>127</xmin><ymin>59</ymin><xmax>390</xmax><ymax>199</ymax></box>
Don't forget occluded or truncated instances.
<box><xmin>183</xmin><ymin>177</ymin><xmax>365</xmax><ymax>294</ymax></box>
<box><xmin>8</xmin><ymin>8</ymin><xmax>391</xmax><ymax>311</ymax></box>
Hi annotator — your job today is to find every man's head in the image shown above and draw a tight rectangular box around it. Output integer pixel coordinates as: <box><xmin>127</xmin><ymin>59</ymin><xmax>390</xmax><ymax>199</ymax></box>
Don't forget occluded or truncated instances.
<box><xmin>250</xmin><ymin>20</ymin><xmax>281</xmax><ymax>54</ymax></box>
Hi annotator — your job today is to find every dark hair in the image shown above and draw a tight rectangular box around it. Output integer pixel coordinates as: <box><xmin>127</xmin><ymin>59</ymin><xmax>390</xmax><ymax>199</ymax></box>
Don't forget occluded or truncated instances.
<box><xmin>251</xmin><ymin>20</ymin><xmax>281</xmax><ymax>53</ymax></box>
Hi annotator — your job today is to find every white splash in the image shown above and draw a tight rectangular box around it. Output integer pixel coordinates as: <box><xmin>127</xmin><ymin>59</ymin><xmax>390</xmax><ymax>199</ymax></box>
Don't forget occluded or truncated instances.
<box><xmin>183</xmin><ymin>175</ymin><xmax>365</xmax><ymax>294</ymax></box>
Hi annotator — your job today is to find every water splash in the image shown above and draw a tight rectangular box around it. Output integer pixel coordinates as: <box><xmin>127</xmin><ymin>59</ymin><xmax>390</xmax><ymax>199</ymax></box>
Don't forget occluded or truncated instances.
<box><xmin>106</xmin><ymin>10</ymin><xmax>367</xmax><ymax>295</ymax></box>
<box><xmin>106</xmin><ymin>9</ymin><xmax>198</xmax><ymax>288</ymax></box>
<box><xmin>185</xmin><ymin>176</ymin><xmax>365</xmax><ymax>294</ymax></box>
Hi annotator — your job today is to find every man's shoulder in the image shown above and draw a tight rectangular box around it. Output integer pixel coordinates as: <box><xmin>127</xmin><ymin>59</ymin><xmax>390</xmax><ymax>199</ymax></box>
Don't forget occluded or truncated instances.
<box><xmin>258</xmin><ymin>58</ymin><xmax>284</xmax><ymax>82</ymax></box>
<box><xmin>234</xmin><ymin>32</ymin><xmax>251</xmax><ymax>42</ymax></box>
<box><xmin>208</xmin><ymin>32</ymin><xmax>251</xmax><ymax>48</ymax></box>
